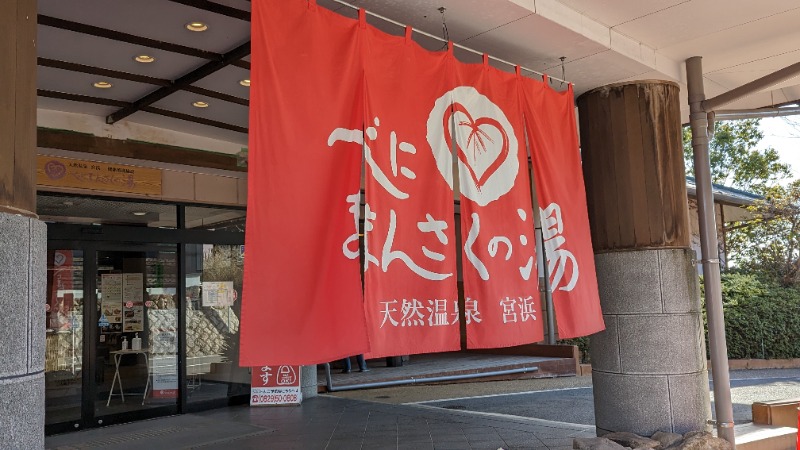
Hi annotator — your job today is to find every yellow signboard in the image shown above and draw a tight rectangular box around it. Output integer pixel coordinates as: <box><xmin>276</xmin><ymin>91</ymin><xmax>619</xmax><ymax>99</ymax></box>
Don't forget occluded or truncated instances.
<box><xmin>37</xmin><ymin>156</ymin><xmax>162</xmax><ymax>196</ymax></box>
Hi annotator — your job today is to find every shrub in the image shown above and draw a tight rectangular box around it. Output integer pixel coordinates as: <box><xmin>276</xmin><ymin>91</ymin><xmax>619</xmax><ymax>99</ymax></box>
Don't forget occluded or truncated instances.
<box><xmin>558</xmin><ymin>336</ymin><xmax>590</xmax><ymax>363</ymax></box>
<box><xmin>560</xmin><ymin>272</ymin><xmax>800</xmax><ymax>363</ymax></box>
<box><xmin>705</xmin><ymin>272</ymin><xmax>800</xmax><ymax>359</ymax></box>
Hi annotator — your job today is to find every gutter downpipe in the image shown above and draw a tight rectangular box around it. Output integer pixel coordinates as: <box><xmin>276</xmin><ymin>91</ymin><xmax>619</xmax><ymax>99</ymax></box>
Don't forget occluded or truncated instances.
<box><xmin>536</xmin><ymin>226</ymin><xmax>557</xmax><ymax>344</ymax></box>
<box><xmin>323</xmin><ymin>363</ymin><xmax>539</xmax><ymax>392</ymax></box>
<box><xmin>713</xmin><ymin>106</ymin><xmax>800</xmax><ymax>121</ymax></box>
<box><xmin>686</xmin><ymin>56</ymin><xmax>736</xmax><ymax>447</ymax></box>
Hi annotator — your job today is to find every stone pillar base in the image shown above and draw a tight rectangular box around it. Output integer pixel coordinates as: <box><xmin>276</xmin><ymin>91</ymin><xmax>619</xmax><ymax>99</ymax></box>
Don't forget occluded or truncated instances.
<box><xmin>0</xmin><ymin>213</ymin><xmax>46</xmax><ymax>448</ymax></box>
<box><xmin>301</xmin><ymin>365</ymin><xmax>318</xmax><ymax>399</ymax></box>
<box><xmin>590</xmin><ymin>248</ymin><xmax>710</xmax><ymax>436</ymax></box>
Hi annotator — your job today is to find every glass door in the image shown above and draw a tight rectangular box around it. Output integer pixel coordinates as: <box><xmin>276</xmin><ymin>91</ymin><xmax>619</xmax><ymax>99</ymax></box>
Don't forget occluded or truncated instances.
<box><xmin>91</xmin><ymin>245</ymin><xmax>179</xmax><ymax>425</ymax></box>
<box><xmin>45</xmin><ymin>248</ymin><xmax>85</xmax><ymax>431</ymax></box>
<box><xmin>184</xmin><ymin>243</ymin><xmax>249</xmax><ymax>408</ymax></box>
<box><xmin>45</xmin><ymin>241</ymin><xmax>182</xmax><ymax>432</ymax></box>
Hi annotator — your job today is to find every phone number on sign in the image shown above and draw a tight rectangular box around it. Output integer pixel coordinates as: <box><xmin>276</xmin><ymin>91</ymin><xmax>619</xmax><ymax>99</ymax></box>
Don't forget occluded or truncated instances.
<box><xmin>252</xmin><ymin>393</ymin><xmax>299</xmax><ymax>404</ymax></box>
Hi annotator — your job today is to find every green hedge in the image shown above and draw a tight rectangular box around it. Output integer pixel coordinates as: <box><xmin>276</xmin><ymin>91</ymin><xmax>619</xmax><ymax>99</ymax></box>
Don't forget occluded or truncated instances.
<box><xmin>709</xmin><ymin>273</ymin><xmax>800</xmax><ymax>360</ymax></box>
<box><xmin>559</xmin><ymin>272</ymin><xmax>800</xmax><ymax>362</ymax></box>
<box><xmin>559</xmin><ymin>336</ymin><xmax>590</xmax><ymax>363</ymax></box>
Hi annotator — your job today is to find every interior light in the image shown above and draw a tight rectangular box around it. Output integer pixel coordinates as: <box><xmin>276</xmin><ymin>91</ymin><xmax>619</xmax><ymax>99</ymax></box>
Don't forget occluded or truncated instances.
<box><xmin>132</xmin><ymin>211</ymin><xmax>147</xmax><ymax>216</ymax></box>
<box><xmin>192</xmin><ymin>101</ymin><xmax>209</xmax><ymax>108</ymax></box>
<box><xmin>186</xmin><ymin>22</ymin><xmax>208</xmax><ymax>32</ymax></box>
<box><xmin>93</xmin><ymin>81</ymin><xmax>112</xmax><ymax>89</ymax></box>
<box><xmin>239</xmin><ymin>79</ymin><xmax>250</xmax><ymax>87</ymax></box>
<box><xmin>135</xmin><ymin>55</ymin><xmax>156</xmax><ymax>63</ymax></box>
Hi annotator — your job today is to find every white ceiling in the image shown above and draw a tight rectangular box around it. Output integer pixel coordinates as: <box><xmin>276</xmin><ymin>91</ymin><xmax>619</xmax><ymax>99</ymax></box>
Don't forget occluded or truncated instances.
<box><xmin>36</xmin><ymin>0</ymin><xmax>800</xmax><ymax>150</ymax></box>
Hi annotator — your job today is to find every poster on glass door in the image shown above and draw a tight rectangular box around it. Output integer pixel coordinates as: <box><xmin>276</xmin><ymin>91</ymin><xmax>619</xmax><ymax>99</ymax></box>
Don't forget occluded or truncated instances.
<box><xmin>201</xmin><ymin>281</ymin><xmax>236</xmax><ymax>307</ymax></box>
<box><xmin>122</xmin><ymin>273</ymin><xmax>144</xmax><ymax>332</ymax></box>
<box><xmin>100</xmin><ymin>274</ymin><xmax>123</xmax><ymax>324</ymax></box>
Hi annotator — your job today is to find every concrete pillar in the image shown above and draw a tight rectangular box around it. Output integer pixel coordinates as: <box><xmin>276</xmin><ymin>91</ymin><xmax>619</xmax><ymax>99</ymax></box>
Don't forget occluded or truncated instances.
<box><xmin>300</xmin><ymin>365</ymin><xmax>318</xmax><ymax>399</ymax></box>
<box><xmin>0</xmin><ymin>0</ymin><xmax>44</xmax><ymax>448</ymax></box>
<box><xmin>577</xmin><ymin>81</ymin><xmax>710</xmax><ymax>436</ymax></box>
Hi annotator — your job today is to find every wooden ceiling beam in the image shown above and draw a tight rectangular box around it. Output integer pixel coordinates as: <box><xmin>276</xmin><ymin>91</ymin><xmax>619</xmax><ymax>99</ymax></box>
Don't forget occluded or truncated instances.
<box><xmin>38</xmin><ymin>90</ymin><xmax>247</xmax><ymax>134</ymax></box>
<box><xmin>39</xmin><ymin>15</ymin><xmax>220</xmax><ymax>60</ymax></box>
<box><xmin>166</xmin><ymin>0</ymin><xmax>250</xmax><ymax>21</ymax></box>
<box><xmin>38</xmin><ymin>58</ymin><xmax>172</xmax><ymax>86</ymax></box>
<box><xmin>38</xmin><ymin>15</ymin><xmax>250</xmax><ymax>87</ymax></box>
<box><xmin>142</xmin><ymin>106</ymin><xmax>248</xmax><ymax>133</ymax></box>
<box><xmin>107</xmin><ymin>41</ymin><xmax>251</xmax><ymax>124</ymax></box>
<box><xmin>231</xmin><ymin>60</ymin><xmax>250</xmax><ymax>70</ymax></box>
<box><xmin>38</xmin><ymin>89</ymin><xmax>130</xmax><ymax>107</ymax></box>
<box><xmin>183</xmin><ymin>85</ymin><xmax>249</xmax><ymax>106</ymax></box>
<box><xmin>38</xmin><ymin>58</ymin><xmax>248</xmax><ymax>106</ymax></box>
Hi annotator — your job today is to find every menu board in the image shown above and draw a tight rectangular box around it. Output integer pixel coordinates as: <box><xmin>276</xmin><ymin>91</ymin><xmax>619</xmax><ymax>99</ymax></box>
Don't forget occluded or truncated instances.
<box><xmin>201</xmin><ymin>281</ymin><xmax>236</xmax><ymax>307</ymax></box>
<box><xmin>122</xmin><ymin>273</ymin><xmax>144</xmax><ymax>332</ymax></box>
<box><xmin>100</xmin><ymin>274</ymin><xmax>123</xmax><ymax>324</ymax></box>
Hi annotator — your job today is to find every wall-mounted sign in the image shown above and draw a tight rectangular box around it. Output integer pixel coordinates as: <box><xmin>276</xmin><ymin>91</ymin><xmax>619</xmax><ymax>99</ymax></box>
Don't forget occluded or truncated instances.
<box><xmin>37</xmin><ymin>155</ymin><xmax>162</xmax><ymax>195</ymax></box>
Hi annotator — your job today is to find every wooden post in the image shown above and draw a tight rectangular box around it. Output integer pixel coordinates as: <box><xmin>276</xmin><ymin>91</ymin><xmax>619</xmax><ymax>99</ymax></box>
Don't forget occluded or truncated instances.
<box><xmin>578</xmin><ymin>81</ymin><xmax>710</xmax><ymax>437</ymax></box>
<box><xmin>0</xmin><ymin>0</ymin><xmax>37</xmax><ymax>217</ymax></box>
<box><xmin>0</xmin><ymin>1</ymin><xmax>44</xmax><ymax>448</ymax></box>
<box><xmin>577</xmin><ymin>81</ymin><xmax>689</xmax><ymax>252</ymax></box>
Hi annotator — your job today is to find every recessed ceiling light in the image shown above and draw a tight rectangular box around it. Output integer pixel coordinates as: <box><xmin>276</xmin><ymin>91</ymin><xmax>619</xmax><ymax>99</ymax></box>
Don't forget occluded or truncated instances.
<box><xmin>239</xmin><ymin>79</ymin><xmax>250</xmax><ymax>87</ymax></box>
<box><xmin>135</xmin><ymin>55</ymin><xmax>155</xmax><ymax>63</ymax></box>
<box><xmin>93</xmin><ymin>81</ymin><xmax>113</xmax><ymax>89</ymax></box>
<box><xmin>132</xmin><ymin>211</ymin><xmax>147</xmax><ymax>216</ymax></box>
<box><xmin>192</xmin><ymin>101</ymin><xmax>209</xmax><ymax>108</ymax></box>
<box><xmin>186</xmin><ymin>22</ymin><xmax>208</xmax><ymax>32</ymax></box>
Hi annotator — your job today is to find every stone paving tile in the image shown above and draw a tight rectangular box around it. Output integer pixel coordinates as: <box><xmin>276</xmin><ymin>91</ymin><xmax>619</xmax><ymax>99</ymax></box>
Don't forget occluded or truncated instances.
<box><xmin>398</xmin><ymin>444</ymin><xmax>435</xmax><ymax>450</ymax></box>
<box><xmin>361</xmin><ymin>438</ymin><xmax>398</xmax><ymax>448</ymax></box>
<box><xmin>46</xmin><ymin>396</ymin><xmax>593</xmax><ymax>450</ymax></box>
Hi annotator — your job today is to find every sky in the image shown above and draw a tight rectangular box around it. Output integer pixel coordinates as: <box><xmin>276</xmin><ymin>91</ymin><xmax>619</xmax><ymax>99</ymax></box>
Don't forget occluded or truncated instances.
<box><xmin>758</xmin><ymin>116</ymin><xmax>800</xmax><ymax>179</ymax></box>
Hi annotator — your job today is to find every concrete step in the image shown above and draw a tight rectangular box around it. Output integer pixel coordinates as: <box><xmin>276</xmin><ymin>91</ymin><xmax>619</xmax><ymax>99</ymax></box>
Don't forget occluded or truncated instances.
<box><xmin>733</xmin><ymin>423</ymin><xmax>797</xmax><ymax>450</ymax></box>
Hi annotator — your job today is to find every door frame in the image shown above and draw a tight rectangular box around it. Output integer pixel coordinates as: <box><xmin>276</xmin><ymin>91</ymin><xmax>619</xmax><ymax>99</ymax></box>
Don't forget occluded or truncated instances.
<box><xmin>45</xmin><ymin>220</ymin><xmax>245</xmax><ymax>434</ymax></box>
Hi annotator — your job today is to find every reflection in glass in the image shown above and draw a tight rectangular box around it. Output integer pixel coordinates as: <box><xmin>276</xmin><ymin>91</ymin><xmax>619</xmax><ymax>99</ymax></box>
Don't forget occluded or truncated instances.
<box><xmin>185</xmin><ymin>244</ymin><xmax>249</xmax><ymax>403</ymax></box>
<box><xmin>95</xmin><ymin>249</ymin><xmax>178</xmax><ymax>417</ymax></box>
<box><xmin>185</xmin><ymin>206</ymin><xmax>245</xmax><ymax>231</ymax></box>
<box><xmin>45</xmin><ymin>249</ymin><xmax>84</xmax><ymax>425</ymax></box>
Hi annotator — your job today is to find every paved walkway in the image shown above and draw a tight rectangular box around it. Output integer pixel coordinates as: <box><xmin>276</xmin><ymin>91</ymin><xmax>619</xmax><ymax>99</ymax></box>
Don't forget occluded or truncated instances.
<box><xmin>322</xmin><ymin>353</ymin><xmax>572</xmax><ymax>389</ymax></box>
<box><xmin>46</xmin><ymin>395</ymin><xmax>594</xmax><ymax>450</ymax></box>
<box><xmin>46</xmin><ymin>363</ymin><xmax>800</xmax><ymax>449</ymax></box>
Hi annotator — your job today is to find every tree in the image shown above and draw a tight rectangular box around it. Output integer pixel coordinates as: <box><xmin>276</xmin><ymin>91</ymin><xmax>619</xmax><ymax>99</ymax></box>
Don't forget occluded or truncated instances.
<box><xmin>729</xmin><ymin>181</ymin><xmax>800</xmax><ymax>286</ymax></box>
<box><xmin>683</xmin><ymin>119</ymin><xmax>791</xmax><ymax>194</ymax></box>
<box><xmin>684</xmin><ymin>118</ymin><xmax>799</xmax><ymax>283</ymax></box>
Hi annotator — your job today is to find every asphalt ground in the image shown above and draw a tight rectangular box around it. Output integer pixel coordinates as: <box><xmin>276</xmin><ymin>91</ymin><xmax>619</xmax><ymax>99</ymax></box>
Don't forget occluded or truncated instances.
<box><xmin>328</xmin><ymin>368</ymin><xmax>800</xmax><ymax>426</ymax></box>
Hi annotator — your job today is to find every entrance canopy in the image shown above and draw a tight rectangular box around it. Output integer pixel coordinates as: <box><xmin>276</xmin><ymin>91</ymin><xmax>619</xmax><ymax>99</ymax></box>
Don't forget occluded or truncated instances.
<box><xmin>36</xmin><ymin>0</ymin><xmax>800</xmax><ymax>151</ymax></box>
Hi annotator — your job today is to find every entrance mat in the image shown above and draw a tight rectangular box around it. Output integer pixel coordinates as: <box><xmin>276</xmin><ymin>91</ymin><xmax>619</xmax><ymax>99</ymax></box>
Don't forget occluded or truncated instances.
<box><xmin>46</xmin><ymin>414</ymin><xmax>271</xmax><ymax>450</ymax></box>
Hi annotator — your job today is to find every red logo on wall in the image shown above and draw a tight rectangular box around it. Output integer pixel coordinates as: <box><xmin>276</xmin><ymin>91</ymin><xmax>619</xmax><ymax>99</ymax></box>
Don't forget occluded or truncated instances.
<box><xmin>44</xmin><ymin>160</ymin><xmax>67</xmax><ymax>180</ymax></box>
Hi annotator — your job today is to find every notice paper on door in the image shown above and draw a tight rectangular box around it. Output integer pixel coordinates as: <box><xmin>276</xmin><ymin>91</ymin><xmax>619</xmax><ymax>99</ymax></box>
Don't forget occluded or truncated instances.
<box><xmin>201</xmin><ymin>281</ymin><xmax>235</xmax><ymax>307</ymax></box>
<box><xmin>123</xmin><ymin>273</ymin><xmax>144</xmax><ymax>332</ymax></box>
<box><xmin>100</xmin><ymin>274</ymin><xmax>123</xmax><ymax>324</ymax></box>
